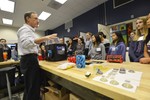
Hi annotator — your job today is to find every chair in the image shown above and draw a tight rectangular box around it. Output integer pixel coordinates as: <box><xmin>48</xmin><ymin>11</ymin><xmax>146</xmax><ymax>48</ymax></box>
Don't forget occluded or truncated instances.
<box><xmin>0</xmin><ymin>66</ymin><xmax>21</xmax><ymax>100</ymax></box>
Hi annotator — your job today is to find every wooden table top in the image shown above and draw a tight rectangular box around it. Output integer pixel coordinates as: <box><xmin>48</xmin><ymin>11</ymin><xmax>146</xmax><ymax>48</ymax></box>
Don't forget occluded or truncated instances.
<box><xmin>39</xmin><ymin>60</ymin><xmax>150</xmax><ymax>100</ymax></box>
<box><xmin>0</xmin><ymin>60</ymin><xmax>19</xmax><ymax>68</ymax></box>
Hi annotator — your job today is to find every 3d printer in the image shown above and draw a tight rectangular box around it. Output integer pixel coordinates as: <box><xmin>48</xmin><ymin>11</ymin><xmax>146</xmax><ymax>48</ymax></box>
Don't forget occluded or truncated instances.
<box><xmin>45</xmin><ymin>37</ymin><xmax>67</xmax><ymax>62</ymax></box>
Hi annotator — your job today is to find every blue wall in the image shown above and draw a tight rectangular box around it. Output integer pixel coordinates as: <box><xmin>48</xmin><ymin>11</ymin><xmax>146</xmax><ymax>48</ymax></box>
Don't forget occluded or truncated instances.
<box><xmin>52</xmin><ymin>4</ymin><xmax>105</xmax><ymax>38</ymax></box>
<box><xmin>106</xmin><ymin>0</ymin><xmax>150</xmax><ymax>25</ymax></box>
<box><xmin>45</xmin><ymin>0</ymin><xmax>150</xmax><ymax>37</ymax></box>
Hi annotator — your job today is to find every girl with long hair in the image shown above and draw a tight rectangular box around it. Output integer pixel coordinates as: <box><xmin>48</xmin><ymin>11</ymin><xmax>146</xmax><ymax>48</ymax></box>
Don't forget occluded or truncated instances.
<box><xmin>108</xmin><ymin>32</ymin><xmax>126</xmax><ymax>61</ymax></box>
<box><xmin>88</xmin><ymin>34</ymin><xmax>106</xmax><ymax>60</ymax></box>
<box><xmin>67</xmin><ymin>38</ymin><xmax>76</xmax><ymax>56</ymax></box>
<box><xmin>129</xmin><ymin>17</ymin><xmax>148</xmax><ymax>62</ymax></box>
<box><xmin>75</xmin><ymin>37</ymin><xmax>85</xmax><ymax>55</ymax></box>
<box><xmin>140</xmin><ymin>13</ymin><xmax>150</xmax><ymax>64</ymax></box>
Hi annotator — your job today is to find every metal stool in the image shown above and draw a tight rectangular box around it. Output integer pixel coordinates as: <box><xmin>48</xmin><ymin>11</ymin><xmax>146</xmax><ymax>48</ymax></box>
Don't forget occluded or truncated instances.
<box><xmin>0</xmin><ymin>66</ymin><xmax>16</xmax><ymax>100</ymax></box>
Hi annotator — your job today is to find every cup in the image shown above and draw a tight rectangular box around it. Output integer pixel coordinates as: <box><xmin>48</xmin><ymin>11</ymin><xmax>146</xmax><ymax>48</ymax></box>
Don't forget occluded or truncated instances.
<box><xmin>76</xmin><ymin>55</ymin><xmax>85</xmax><ymax>68</ymax></box>
<box><xmin>3</xmin><ymin>52</ymin><xmax>7</xmax><ymax>61</ymax></box>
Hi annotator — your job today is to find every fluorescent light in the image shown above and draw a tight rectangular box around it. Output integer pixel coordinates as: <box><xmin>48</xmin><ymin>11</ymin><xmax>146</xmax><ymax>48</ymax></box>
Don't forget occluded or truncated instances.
<box><xmin>38</xmin><ymin>11</ymin><xmax>51</xmax><ymax>21</ymax></box>
<box><xmin>2</xmin><ymin>18</ymin><xmax>13</xmax><ymax>25</ymax></box>
<box><xmin>0</xmin><ymin>0</ymin><xmax>15</xmax><ymax>13</ymax></box>
<box><xmin>55</xmin><ymin>0</ymin><xmax>67</xmax><ymax>4</ymax></box>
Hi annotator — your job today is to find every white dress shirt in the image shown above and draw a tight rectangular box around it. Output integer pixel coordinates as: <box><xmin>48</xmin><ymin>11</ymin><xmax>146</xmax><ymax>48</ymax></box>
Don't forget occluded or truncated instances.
<box><xmin>17</xmin><ymin>24</ymin><xmax>38</xmax><ymax>56</ymax></box>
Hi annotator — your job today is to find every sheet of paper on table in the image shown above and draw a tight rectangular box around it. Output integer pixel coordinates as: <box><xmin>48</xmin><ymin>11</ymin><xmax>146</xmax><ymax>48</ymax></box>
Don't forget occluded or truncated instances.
<box><xmin>93</xmin><ymin>68</ymin><xmax>142</xmax><ymax>92</ymax></box>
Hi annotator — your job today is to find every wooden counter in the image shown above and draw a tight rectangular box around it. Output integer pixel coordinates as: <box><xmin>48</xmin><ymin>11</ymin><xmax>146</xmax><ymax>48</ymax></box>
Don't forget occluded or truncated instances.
<box><xmin>39</xmin><ymin>60</ymin><xmax>150</xmax><ymax>100</ymax></box>
<box><xmin>0</xmin><ymin>60</ymin><xmax>19</xmax><ymax>68</ymax></box>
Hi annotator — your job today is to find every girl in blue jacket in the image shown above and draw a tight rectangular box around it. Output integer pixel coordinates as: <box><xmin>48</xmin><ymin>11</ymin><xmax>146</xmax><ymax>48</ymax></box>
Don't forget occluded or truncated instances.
<box><xmin>108</xmin><ymin>31</ymin><xmax>126</xmax><ymax>61</ymax></box>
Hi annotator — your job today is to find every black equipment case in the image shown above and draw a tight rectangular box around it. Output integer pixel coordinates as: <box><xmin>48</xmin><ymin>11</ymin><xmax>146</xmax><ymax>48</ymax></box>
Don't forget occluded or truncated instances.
<box><xmin>45</xmin><ymin>44</ymin><xmax>67</xmax><ymax>61</ymax></box>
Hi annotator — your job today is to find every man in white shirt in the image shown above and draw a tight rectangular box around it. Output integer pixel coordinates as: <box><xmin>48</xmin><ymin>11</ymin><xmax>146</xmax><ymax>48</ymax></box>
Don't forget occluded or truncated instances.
<box><xmin>17</xmin><ymin>11</ymin><xmax>57</xmax><ymax>100</ymax></box>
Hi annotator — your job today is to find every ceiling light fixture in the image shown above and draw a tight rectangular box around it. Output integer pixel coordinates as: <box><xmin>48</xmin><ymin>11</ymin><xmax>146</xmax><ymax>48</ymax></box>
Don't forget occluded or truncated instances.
<box><xmin>54</xmin><ymin>0</ymin><xmax>67</xmax><ymax>4</ymax></box>
<box><xmin>2</xmin><ymin>18</ymin><xmax>13</xmax><ymax>25</ymax></box>
<box><xmin>0</xmin><ymin>0</ymin><xmax>15</xmax><ymax>13</ymax></box>
<box><xmin>38</xmin><ymin>11</ymin><xmax>51</xmax><ymax>21</ymax></box>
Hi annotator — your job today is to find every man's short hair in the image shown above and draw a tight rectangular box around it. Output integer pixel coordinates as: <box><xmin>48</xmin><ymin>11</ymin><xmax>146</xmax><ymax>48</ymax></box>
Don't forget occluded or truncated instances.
<box><xmin>24</xmin><ymin>11</ymin><xmax>36</xmax><ymax>23</ymax></box>
<box><xmin>86</xmin><ymin>32</ymin><xmax>92</xmax><ymax>36</ymax></box>
<box><xmin>0</xmin><ymin>38</ymin><xmax>6</xmax><ymax>42</ymax></box>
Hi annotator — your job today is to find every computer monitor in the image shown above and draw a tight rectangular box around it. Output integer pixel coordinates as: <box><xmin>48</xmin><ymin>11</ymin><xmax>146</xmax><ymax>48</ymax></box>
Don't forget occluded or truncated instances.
<box><xmin>7</xmin><ymin>44</ymin><xmax>16</xmax><ymax>50</ymax></box>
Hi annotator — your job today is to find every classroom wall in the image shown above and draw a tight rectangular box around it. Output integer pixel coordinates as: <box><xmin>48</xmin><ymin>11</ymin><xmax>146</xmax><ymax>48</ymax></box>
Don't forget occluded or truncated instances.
<box><xmin>52</xmin><ymin>4</ymin><xmax>105</xmax><ymax>38</ymax></box>
<box><xmin>46</xmin><ymin>0</ymin><xmax>150</xmax><ymax>38</ymax></box>
<box><xmin>106</xmin><ymin>0</ymin><xmax>150</xmax><ymax>25</ymax></box>
<box><xmin>0</xmin><ymin>25</ymin><xmax>45</xmax><ymax>43</ymax></box>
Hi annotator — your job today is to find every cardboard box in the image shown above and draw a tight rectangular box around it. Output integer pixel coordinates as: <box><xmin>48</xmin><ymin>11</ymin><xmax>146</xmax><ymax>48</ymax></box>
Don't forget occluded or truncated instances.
<box><xmin>44</xmin><ymin>87</ymin><xmax>69</xmax><ymax>100</ymax></box>
<box><xmin>48</xmin><ymin>80</ymin><xmax>55</xmax><ymax>87</ymax></box>
<box><xmin>69</xmin><ymin>93</ymin><xmax>81</xmax><ymax>100</ymax></box>
<box><xmin>45</xmin><ymin>91</ymin><xmax>69</xmax><ymax>100</ymax></box>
